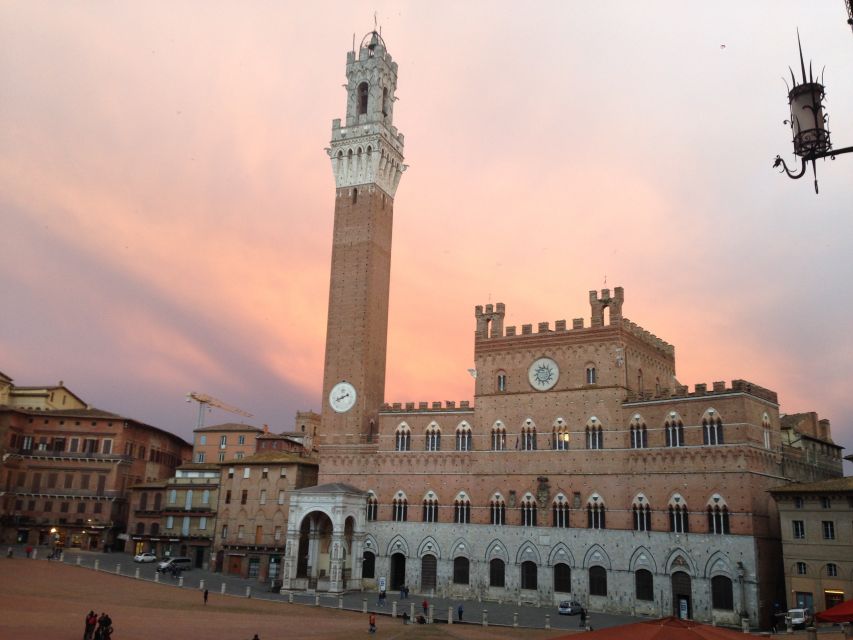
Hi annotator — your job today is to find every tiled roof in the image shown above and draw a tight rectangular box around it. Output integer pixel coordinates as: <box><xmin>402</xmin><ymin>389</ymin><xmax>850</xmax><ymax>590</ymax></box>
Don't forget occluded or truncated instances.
<box><xmin>194</xmin><ymin>423</ymin><xmax>263</xmax><ymax>433</ymax></box>
<box><xmin>221</xmin><ymin>450</ymin><xmax>317</xmax><ymax>465</ymax></box>
<box><xmin>291</xmin><ymin>483</ymin><xmax>366</xmax><ymax>495</ymax></box>
<box><xmin>769</xmin><ymin>476</ymin><xmax>853</xmax><ymax>494</ymax></box>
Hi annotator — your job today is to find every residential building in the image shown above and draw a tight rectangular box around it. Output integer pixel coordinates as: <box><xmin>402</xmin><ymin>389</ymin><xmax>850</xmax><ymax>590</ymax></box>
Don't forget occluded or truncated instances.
<box><xmin>192</xmin><ymin>423</ymin><xmax>262</xmax><ymax>464</ymax></box>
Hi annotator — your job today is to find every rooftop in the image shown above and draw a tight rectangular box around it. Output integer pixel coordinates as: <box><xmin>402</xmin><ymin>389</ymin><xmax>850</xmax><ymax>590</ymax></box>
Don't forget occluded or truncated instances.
<box><xmin>769</xmin><ymin>476</ymin><xmax>853</xmax><ymax>494</ymax></box>
<box><xmin>221</xmin><ymin>450</ymin><xmax>317</xmax><ymax>465</ymax></box>
<box><xmin>194</xmin><ymin>422</ymin><xmax>263</xmax><ymax>433</ymax></box>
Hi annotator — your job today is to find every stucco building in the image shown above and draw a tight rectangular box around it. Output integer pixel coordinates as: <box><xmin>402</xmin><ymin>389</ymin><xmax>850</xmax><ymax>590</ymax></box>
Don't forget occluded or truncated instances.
<box><xmin>192</xmin><ymin>423</ymin><xmax>262</xmax><ymax>464</ymax></box>
<box><xmin>275</xmin><ymin>29</ymin><xmax>845</xmax><ymax>631</ymax></box>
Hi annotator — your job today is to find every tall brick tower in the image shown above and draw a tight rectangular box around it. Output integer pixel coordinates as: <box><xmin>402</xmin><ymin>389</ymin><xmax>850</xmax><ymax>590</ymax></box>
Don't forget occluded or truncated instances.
<box><xmin>319</xmin><ymin>31</ymin><xmax>405</xmax><ymax>445</ymax></box>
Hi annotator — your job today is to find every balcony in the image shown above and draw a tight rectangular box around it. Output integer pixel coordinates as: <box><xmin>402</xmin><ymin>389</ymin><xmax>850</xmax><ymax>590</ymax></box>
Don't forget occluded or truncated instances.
<box><xmin>9</xmin><ymin>448</ymin><xmax>130</xmax><ymax>463</ymax></box>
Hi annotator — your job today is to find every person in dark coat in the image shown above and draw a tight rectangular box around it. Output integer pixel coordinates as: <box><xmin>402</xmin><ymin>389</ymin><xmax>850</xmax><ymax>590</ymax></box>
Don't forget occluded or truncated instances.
<box><xmin>457</xmin><ymin>603</ymin><xmax>464</xmax><ymax>621</ymax></box>
<box><xmin>203</xmin><ymin>588</ymin><xmax>209</xmax><ymax>604</ymax></box>
<box><xmin>83</xmin><ymin>610</ymin><xmax>97</xmax><ymax>640</ymax></box>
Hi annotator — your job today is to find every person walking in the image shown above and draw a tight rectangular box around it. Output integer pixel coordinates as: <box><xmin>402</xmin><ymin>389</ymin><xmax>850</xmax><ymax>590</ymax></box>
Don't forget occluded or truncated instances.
<box><xmin>83</xmin><ymin>610</ymin><xmax>97</xmax><ymax>640</ymax></box>
<box><xmin>368</xmin><ymin>612</ymin><xmax>376</xmax><ymax>634</ymax></box>
<box><xmin>203</xmin><ymin>588</ymin><xmax>209</xmax><ymax>605</ymax></box>
<box><xmin>457</xmin><ymin>603</ymin><xmax>464</xmax><ymax>622</ymax></box>
<box><xmin>579</xmin><ymin>607</ymin><xmax>586</xmax><ymax>628</ymax></box>
<box><xmin>422</xmin><ymin>598</ymin><xmax>429</xmax><ymax>618</ymax></box>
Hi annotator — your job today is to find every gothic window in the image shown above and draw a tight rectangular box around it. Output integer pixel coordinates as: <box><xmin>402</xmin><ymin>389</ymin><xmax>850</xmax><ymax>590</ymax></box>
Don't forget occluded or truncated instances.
<box><xmin>587</xmin><ymin>495</ymin><xmax>606</xmax><ymax>529</ymax></box>
<box><xmin>586</xmin><ymin>419</ymin><xmax>603</xmax><ymax>449</ymax></box>
<box><xmin>703</xmin><ymin>410</ymin><xmax>724</xmax><ymax>445</ymax></box>
<box><xmin>366</xmin><ymin>492</ymin><xmax>378</xmax><ymax>522</ymax></box>
<box><xmin>425</xmin><ymin>424</ymin><xmax>441</xmax><ymax>451</ymax></box>
<box><xmin>392</xmin><ymin>495</ymin><xmax>408</xmax><ymax>522</ymax></box>
<box><xmin>491</xmin><ymin>423</ymin><xmax>507</xmax><ymax>451</ymax></box>
<box><xmin>635</xmin><ymin>569</ymin><xmax>654</xmax><ymax>601</ymax></box>
<box><xmin>454</xmin><ymin>494</ymin><xmax>471</xmax><ymax>524</ymax></box>
<box><xmin>586</xmin><ymin>366</ymin><xmax>597</xmax><ymax>384</ymax></box>
<box><xmin>422</xmin><ymin>495</ymin><xmax>439</xmax><ymax>523</ymax></box>
<box><xmin>395</xmin><ymin>424</ymin><xmax>411</xmax><ymax>451</ymax></box>
<box><xmin>711</xmin><ymin>576</ymin><xmax>734</xmax><ymax>610</ymax></box>
<box><xmin>489</xmin><ymin>558</ymin><xmax>505</xmax><ymax>587</ymax></box>
<box><xmin>490</xmin><ymin>496</ymin><xmax>506</xmax><ymax>525</ymax></box>
<box><xmin>629</xmin><ymin>415</ymin><xmax>647</xmax><ymax>449</ymax></box>
<box><xmin>456</xmin><ymin>423</ymin><xmax>472</xmax><ymax>451</ymax></box>
<box><xmin>669</xmin><ymin>496</ymin><xmax>689</xmax><ymax>533</ymax></box>
<box><xmin>497</xmin><ymin>371</ymin><xmax>507</xmax><ymax>392</ymax></box>
<box><xmin>632</xmin><ymin>497</ymin><xmax>651</xmax><ymax>532</ymax></box>
<box><xmin>453</xmin><ymin>557</ymin><xmax>470</xmax><ymax>584</ymax></box>
<box><xmin>707</xmin><ymin>496</ymin><xmax>730</xmax><ymax>534</ymax></box>
<box><xmin>362</xmin><ymin>551</ymin><xmax>376</xmax><ymax>579</ymax></box>
<box><xmin>554</xmin><ymin>563</ymin><xmax>571</xmax><ymax>592</ymax></box>
<box><xmin>521</xmin><ymin>422</ymin><xmax>537</xmax><ymax>451</ymax></box>
<box><xmin>552</xmin><ymin>495</ymin><xmax>569</xmax><ymax>528</ymax></box>
<box><xmin>589</xmin><ymin>566</ymin><xmax>607</xmax><ymax>596</ymax></box>
<box><xmin>521</xmin><ymin>560</ymin><xmax>538</xmax><ymax>590</ymax></box>
<box><xmin>520</xmin><ymin>495</ymin><xmax>537</xmax><ymax>526</ymax></box>
<box><xmin>553</xmin><ymin>419</ymin><xmax>569</xmax><ymax>450</ymax></box>
<box><xmin>665</xmin><ymin>415</ymin><xmax>684</xmax><ymax>447</ymax></box>
<box><xmin>357</xmin><ymin>81</ymin><xmax>369</xmax><ymax>115</ymax></box>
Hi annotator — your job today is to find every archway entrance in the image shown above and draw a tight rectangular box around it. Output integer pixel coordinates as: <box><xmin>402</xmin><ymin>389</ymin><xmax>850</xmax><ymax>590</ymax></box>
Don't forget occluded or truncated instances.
<box><xmin>295</xmin><ymin>511</ymin><xmax>334</xmax><ymax>589</ymax></box>
<box><xmin>671</xmin><ymin>571</ymin><xmax>692</xmax><ymax>619</ymax></box>
<box><xmin>390</xmin><ymin>552</ymin><xmax>406</xmax><ymax>590</ymax></box>
<box><xmin>421</xmin><ymin>554</ymin><xmax>437</xmax><ymax>592</ymax></box>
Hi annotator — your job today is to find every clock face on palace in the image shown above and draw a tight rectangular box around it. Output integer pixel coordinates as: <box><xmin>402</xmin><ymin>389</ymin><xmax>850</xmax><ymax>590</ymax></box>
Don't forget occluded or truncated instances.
<box><xmin>528</xmin><ymin>357</ymin><xmax>559</xmax><ymax>391</ymax></box>
<box><xmin>329</xmin><ymin>381</ymin><xmax>357</xmax><ymax>413</ymax></box>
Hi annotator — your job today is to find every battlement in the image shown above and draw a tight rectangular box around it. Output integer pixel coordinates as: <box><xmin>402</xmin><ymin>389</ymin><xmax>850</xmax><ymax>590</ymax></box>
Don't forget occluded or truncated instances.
<box><xmin>621</xmin><ymin>319</ymin><xmax>675</xmax><ymax>356</ymax></box>
<box><xmin>380</xmin><ymin>400</ymin><xmax>474</xmax><ymax>414</ymax></box>
<box><xmin>624</xmin><ymin>379</ymin><xmax>778</xmax><ymax>405</ymax></box>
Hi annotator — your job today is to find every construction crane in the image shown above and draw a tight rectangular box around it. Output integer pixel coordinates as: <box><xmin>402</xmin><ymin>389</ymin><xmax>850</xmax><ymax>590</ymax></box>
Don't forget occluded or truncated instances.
<box><xmin>846</xmin><ymin>0</ymin><xmax>853</xmax><ymax>35</ymax></box>
<box><xmin>186</xmin><ymin>391</ymin><xmax>253</xmax><ymax>429</ymax></box>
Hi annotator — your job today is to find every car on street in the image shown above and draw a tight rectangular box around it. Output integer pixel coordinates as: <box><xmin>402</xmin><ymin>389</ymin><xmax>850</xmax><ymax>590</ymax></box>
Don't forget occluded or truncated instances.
<box><xmin>558</xmin><ymin>600</ymin><xmax>583</xmax><ymax>615</ymax></box>
<box><xmin>156</xmin><ymin>556</ymin><xmax>192</xmax><ymax>573</ymax></box>
<box><xmin>787</xmin><ymin>608</ymin><xmax>812</xmax><ymax>629</ymax></box>
<box><xmin>133</xmin><ymin>552</ymin><xmax>157</xmax><ymax>563</ymax></box>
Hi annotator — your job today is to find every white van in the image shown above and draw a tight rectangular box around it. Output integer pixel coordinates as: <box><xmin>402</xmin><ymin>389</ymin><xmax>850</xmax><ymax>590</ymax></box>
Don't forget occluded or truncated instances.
<box><xmin>787</xmin><ymin>608</ymin><xmax>811</xmax><ymax>629</ymax></box>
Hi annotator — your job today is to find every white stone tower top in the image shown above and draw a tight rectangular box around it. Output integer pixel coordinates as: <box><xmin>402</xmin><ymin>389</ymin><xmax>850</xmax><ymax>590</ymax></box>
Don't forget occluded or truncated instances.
<box><xmin>328</xmin><ymin>31</ymin><xmax>406</xmax><ymax>197</ymax></box>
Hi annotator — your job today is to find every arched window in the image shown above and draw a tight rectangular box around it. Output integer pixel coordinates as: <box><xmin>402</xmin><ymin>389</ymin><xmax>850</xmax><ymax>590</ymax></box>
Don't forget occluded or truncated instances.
<box><xmin>586</xmin><ymin>366</ymin><xmax>597</xmax><ymax>384</ymax></box>
<box><xmin>357</xmin><ymin>81</ymin><xmax>369</xmax><ymax>115</ymax></box>
<box><xmin>362</xmin><ymin>551</ymin><xmax>376</xmax><ymax>579</ymax></box>
<box><xmin>135</xmin><ymin>522</ymin><xmax>145</xmax><ymax>535</ymax></box>
<box><xmin>553</xmin><ymin>419</ymin><xmax>569</xmax><ymax>450</ymax></box>
<box><xmin>552</xmin><ymin>495</ymin><xmax>569</xmax><ymax>528</ymax></box>
<box><xmin>703</xmin><ymin>410</ymin><xmax>724</xmax><ymax>445</ymax></box>
<box><xmin>366</xmin><ymin>493</ymin><xmax>378</xmax><ymax>521</ymax></box>
<box><xmin>490</xmin><ymin>496</ymin><xmax>506</xmax><ymax>525</ymax></box>
<box><xmin>669</xmin><ymin>496</ymin><xmax>689</xmax><ymax>533</ymax></box>
<box><xmin>521</xmin><ymin>421</ymin><xmax>537</xmax><ymax>451</ymax></box>
<box><xmin>496</xmin><ymin>371</ymin><xmax>507</xmax><ymax>392</ymax></box>
<box><xmin>489</xmin><ymin>558</ymin><xmax>505</xmax><ymax>587</ymax></box>
<box><xmin>454</xmin><ymin>494</ymin><xmax>471</xmax><ymax>524</ymax></box>
<box><xmin>554</xmin><ymin>563</ymin><xmax>571</xmax><ymax>592</ymax></box>
<box><xmin>491</xmin><ymin>423</ymin><xmax>507</xmax><ymax>451</ymax></box>
<box><xmin>425</xmin><ymin>424</ymin><xmax>441</xmax><ymax>451</ymax></box>
<box><xmin>521</xmin><ymin>561</ymin><xmax>538</xmax><ymax>590</ymax></box>
<box><xmin>453</xmin><ymin>557</ymin><xmax>470</xmax><ymax>584</ymax></box>
<box><xmin>589</xmin><ymin>566</ymin><xmax>607</xmax><ymax>596</ymax></box>
<box><xmin>168</xmin><ymin>489</ymin><xmax>177</xmax><ymax>504</ymax></box>
<box><xmin>392</xmin><ymin>495</ymin><xmax>408</xmax><ymax>522</ymax></box>
<box><xmin>633</xmin><ymin>500</ymin><xmax>651</xmax><ymax>532</ymax></box>
<box><xmin>456</xmin><ymin>423</ymin><xmax>472</xmax><ymax>451</ymax></box>
<box><xmin>395</xmin><ymin>424</ymin><xmax>411</xmax><ymax>451</ymax></box>
<box><xmin>711</xmin><ymin>575</ymin><xmax>733</xmax><ymax>610</ymax></box>
<box><xmin>150</xmin><ymin>522</ymin><xmax>159</xmax><ymax>536</ymax></box>
<box><xmin>587</xmin><ymin>496</ymin><xmax>606</xmax><ymax>529</ymax></box>
<box><xmin>586</xmin><ymin>418</ymin><xmax>603</xmax><ymax>449</ymax></box>
<box><xmin>665</xmin><ymin>414</ymin><xmax>684</xmax><ymax>447</ymax></box>
<box><xmin>422</xmin><ymin>495</ymin><xmax>439</xmax><ymax>523</ymax></box>
<box><xmin>630</xmin><ymin>415</ymin><xmax>647</xmax><ymax>449</ymax></box>
<box><xmin>520</xmin><ymin>494</ymin><xmax>537</xmax><ymax>526</ymax></box>
<box><xmin>635</xmin><ymin>569</ymin><xmax>654</xmax><ymax>601</ymax></box>
<box><xmin>707</xmin><ymin>496</ymin><xmax>730</xmax><ymax>534</ymax></box>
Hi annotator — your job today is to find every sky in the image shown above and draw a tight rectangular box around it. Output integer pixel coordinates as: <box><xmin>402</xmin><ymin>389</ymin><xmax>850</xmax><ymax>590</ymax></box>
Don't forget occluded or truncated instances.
<box><xmin>1</xmin><ymin>2</ymin><xmax>852</xmax><ymax>470</ymax></box>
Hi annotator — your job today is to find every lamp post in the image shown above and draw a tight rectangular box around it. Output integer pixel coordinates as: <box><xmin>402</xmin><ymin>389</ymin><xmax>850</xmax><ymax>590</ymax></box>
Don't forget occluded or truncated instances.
<box><xmin>773</xmin><ymin>33</ymin><xmax>853</xmax><ymax>193</ymax></box>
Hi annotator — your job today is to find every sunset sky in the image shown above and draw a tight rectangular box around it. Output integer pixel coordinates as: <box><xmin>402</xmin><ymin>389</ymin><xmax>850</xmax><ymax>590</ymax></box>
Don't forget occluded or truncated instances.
<box><xmin>2</xmin><ymin>2</ymin><xmax>852</xmax><ymax>469</ymax></box>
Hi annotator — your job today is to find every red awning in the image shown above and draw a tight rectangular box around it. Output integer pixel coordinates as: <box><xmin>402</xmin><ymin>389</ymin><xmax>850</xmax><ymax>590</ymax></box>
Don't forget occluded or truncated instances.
<box><xmin>816</xmin><ymin>599</ymin><xmax>853</xmax><ymax>623</ymax></box>
<box><xmin>549</xmin><ymin>616</ymin><xmax>750</xmax><ymax>640</ymax></box>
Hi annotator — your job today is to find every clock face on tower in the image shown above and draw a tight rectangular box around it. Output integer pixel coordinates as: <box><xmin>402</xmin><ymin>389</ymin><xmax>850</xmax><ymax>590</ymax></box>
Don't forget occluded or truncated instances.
<box><xmin>329</xmin><ymin>381</ymin><xmax>357</xmax><ymax>413</ymax></box>
<box><xmin>528</xmin><ymin>357</ymin><xmax>559</xmax><ymax>391</ymax></box>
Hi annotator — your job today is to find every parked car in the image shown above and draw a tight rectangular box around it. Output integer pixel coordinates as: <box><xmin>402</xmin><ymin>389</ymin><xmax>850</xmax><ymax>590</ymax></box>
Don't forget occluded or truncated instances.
<box><xmin>558</xmin><ymin>600</ymin><xmax>583</xmax><ymax>615</ymax></box>
<box><xmin>133</xmin><ymin>552</ymin><xmax>157</xmax><ymax>563</ymax></box>
<box><xmin>787</xmin><ymin>608</ymin><xmax>812</xmax><ymax>629</ymax></box>
<box><xmin>156</xmin><ymin>557</ymin><xmax>192</xmax><ymax>573</ymax></box>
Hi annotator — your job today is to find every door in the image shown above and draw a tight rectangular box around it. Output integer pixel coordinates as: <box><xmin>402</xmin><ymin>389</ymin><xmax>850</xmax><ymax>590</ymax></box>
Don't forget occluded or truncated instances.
<box><xmin>228</xmin><ymin>555</ymin><xmax>243</xmax><ymax>575</ymax></box>
<box><xmin>194</xmin><ymin>546</ymin><xmax>205</xmax><ymax>568</ymax></box>
<box><xmin>390</xmin><ymin>552</ymin><xmax>406</xmax><ymax>590</ymax></box>
<box><xmin>671</xmin><ymin>571</ymin><xmax>692</xmax><ymax>619</ymax></box>
<box><xmin>420</xmin><ymin>554</ymin><xmax>437</xmax><ymax>592</ymax></box>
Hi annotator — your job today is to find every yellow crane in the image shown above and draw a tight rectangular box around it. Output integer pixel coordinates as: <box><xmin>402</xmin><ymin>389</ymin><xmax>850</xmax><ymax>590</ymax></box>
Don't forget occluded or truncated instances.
<box><xmin>186</xmin><ymin>391</ymin><xmax>253</xmax><ymax>429</ymax></box>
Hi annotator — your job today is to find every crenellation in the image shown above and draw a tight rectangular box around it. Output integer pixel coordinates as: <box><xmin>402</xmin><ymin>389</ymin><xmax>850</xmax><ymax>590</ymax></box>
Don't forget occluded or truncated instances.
<box><xmin>627</xmin><ymin>379</ymin><xmax>780</xmax><ymax>405</ymax></box>
<box><xmin>712</xmin><ymin>381</ymin><xmax>726</xmax><ymax>393</ymax></box>
<box><xmin>554</xmin><ymin>319</ymin><xmax>566</xmax><ymax>331</ymax></box>
<box><xmin>538</xmin><ymin>321</ymin><xmax>550</xmax><ymax>333</ymax></box>
<box><xmin>521</xmin><ymin>324</ymin><xmax>532</xmax><ymax>335</ymax></box>
<box><xmin>378</xmin><ymin>400</ymin><xmax>476</xmax><ymax>414</ymax></box>
<box><xmin>506</xmin><ymin>326</ymin><xmax>516</xmax><ymax>336</ymax></box>
<box><xmin>694</xmin><ymin>383</ymin><xmax>707</xmax><ymax>395</ymax></box>
<box><xmin>573</xmin><ymin>318</ymin><xmax>584</xmax><ymax>329</ymax></box>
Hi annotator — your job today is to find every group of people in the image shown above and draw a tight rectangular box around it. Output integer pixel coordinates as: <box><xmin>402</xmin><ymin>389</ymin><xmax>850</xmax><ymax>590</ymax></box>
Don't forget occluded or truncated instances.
<box><xmin>83</xmin><ymin>610</ymin><xmax>113</xmax><ymax>640</ymax></box>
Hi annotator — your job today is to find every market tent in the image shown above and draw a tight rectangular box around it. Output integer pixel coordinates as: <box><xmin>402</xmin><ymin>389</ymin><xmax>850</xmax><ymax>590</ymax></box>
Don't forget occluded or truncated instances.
<box><xmin>816</xmin><ymin>599</ymin><xmax>853</xmax><ymax>623</ymax></box>
<box><xmin>548</xmin><ymin>616</ymin><xmax>754</xmax><ymax>639</ymax></box>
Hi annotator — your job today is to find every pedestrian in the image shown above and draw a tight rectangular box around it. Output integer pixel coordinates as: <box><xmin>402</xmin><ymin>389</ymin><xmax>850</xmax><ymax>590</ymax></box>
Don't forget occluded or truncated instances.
<box><xmin>252</xmin><ymin>635</ymin><xmax>260</xmax><ymax>640</ymax></box>
<box><xmin>457</xmin><ymin>603</ymin><xmax>464</xmax><ymax>621</ymax></box>
<box><xmin>25</xmin><ymin>545</ymin><xmax>32</xmax><ymax>558</ymax></box>
<box><xmin>405</xmin><ymin>585</ymin><xmax>410</xmax><ymax>598</ymax></box>
<box><xmin>6</xmin><ymin>547</ymin><xmax>12</xmax><ymax>558</ymax></box>
<box><xmin>378</xmin><ymin>589</ymin><xmax>386</xmax><ymax>607</ymax></box>
<box><xmin>422</xmin><ymin>598</ymin><xmax>429</xmax><ymax>617</ymax></box>
<box><xmin>368</xmin><ymin>612</ymin><xmax>376</xmax><ymax>634</ymax></box>
<box><xmin>83</xmin><ymin>610</ymin><xmax>97</xmax><ymax>640</ymax></box>
<box><xmin>579</xmin><ymin>607</ymin><xmax>586</xmax><ymax>628</ymax></box>
<box><xmin>101</xmin><ymin>613</ymin><xmax>113</xmax><ymax>640</ymax></box>
<box><xmin>203</xmin><ymin>588</ymin><xmax>209</xmax><ymax>605</ymax></box>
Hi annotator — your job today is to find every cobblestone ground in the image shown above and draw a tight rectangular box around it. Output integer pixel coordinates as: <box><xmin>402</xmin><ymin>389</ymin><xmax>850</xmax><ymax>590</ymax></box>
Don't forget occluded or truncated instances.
<box><xmin>0</xmin><ymin>556</ymin><xmax>564</xmax><ymax>640</ymax></box>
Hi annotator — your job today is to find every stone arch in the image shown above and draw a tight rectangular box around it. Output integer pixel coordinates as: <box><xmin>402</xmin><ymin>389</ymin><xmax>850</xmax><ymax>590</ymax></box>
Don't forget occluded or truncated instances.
<box><xmin>386</xmin><ymin>534</ymin><xmax>409</xmax><ymax>557</ymax></box>
<box><xmin>515</xmin><ymin>541</ymin><xmax>542</xmax><ymax>565</ymax></box>
<box><xmin>582</xmin><ymin>544</ymin><xmax>612</xmax><ymax>570</ymax></box>
<box><xmin>704</xmin><ymin>550</ymin><xmax>734</xmax><ymax>579</ymax></box>
<box><xmin>422</xmin><ymin>489</ymin><xmax>439</xmax><ymax>502</ymax></box>
<box><xmin>362</xmin><ymin>533</ymin><xmax>379</xmax><ymax>556</ymax></box>
<box><xmin>629</xmin><ymin>546</ymin><xmax>658</xmax><ymax>573</ymax></box>
<box><xmin>664</xmin><ymin>548</ymin><xmax>698</xmax><ymax>576</ymax></box>
<box><xmin>548</xmin><ymin>542</ymin><xmax>575</xmax><ymax>567</ymax></box>
<box><xmin>449</xmin><ymin>537</ymin><xmax>472</xmax><ymax>560</ymax></box>
<box><xmin>484</xmin><ymin>539</ymin><xmax>508</xmax><ymax>562</ymax></box>
<box><xmin>416</xmin><ymin>536</ymin><xmax>441</xmax><ymax>559</ymax></box>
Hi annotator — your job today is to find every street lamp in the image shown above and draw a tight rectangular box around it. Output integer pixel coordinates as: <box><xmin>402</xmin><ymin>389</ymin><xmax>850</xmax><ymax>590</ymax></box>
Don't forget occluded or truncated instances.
<box><xmin>773</xmin><ymin>33</ymin><xmax>853</xmax><ymax>193</ymax></box>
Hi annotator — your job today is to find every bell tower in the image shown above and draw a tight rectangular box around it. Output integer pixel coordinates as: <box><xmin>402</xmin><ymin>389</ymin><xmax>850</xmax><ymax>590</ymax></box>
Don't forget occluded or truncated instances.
<box><xmin>320</xmin><ymin>31</ymin><xmax>406</xmax><ymax>445</ymax></box>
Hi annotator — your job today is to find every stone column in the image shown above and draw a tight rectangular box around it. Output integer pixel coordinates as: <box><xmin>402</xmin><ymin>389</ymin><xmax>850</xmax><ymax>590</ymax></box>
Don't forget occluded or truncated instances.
<box><xmin>281</xmin><ymin>531</ymin><xmax>300</xmax><ymax>590</ymax></box>
<box><xmin>328</xmin><ymin>532</ymin><xmax>345</xmax><ymax>592</ymax></box>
